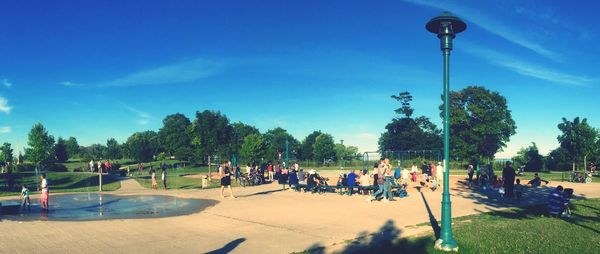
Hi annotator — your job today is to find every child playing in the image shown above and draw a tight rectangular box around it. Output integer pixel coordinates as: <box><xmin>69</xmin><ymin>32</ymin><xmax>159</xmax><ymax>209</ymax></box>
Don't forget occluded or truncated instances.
<box><xmin>515</xmin><ymin>179</ymin><xmax>524</xmax><ymax>204</ymax></box>
<box><xmin>20</xmin><ymin>184</ymin><xmax>31</xmax><ymax>211</ymax></box>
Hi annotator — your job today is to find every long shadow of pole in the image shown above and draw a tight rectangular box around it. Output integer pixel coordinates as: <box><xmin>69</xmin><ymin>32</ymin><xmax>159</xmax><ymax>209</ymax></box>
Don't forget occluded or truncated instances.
<box><xmin>419</xmin><ymin>190</ymin><xmax>441</xmax><ymax>239</ymax></box>
<box><xmin>205</xmin><ymin>238</ymin><xmax>246</xmax><ymax>254</ymax></box>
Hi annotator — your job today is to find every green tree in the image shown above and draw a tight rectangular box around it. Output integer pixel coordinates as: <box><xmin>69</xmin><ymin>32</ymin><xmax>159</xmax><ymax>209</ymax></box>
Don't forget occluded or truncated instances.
<box><xmin>81</xmin><ymin>144</ymin><xmax>106</xmax><ymax>161</ymax></box>
<box><xmin>335</xmin><ymin>143</ymin><xmax>346</xmax><ymax>162</ymax></box>
<box><xmin>158</xmin><ymin>113</ymin><xmax>193</xmax><ymax>161</ymax></box>
<box><xmin>263</xmin><ymin>127</ymin><xmax>299</xmax><ymax>161</ymax></box>
<box><xmin>125</xmin><ymin>131</ymin><xmax>159</xmax><ymax>163</ymax></box>
<box><xmin>557</xmin><ymin>117</ymin><xmax>599</xmax><ymax>170</ymax></box>
<box><xmin>189</xmin><ymin>110</ymin><xmax>234</xmax><ymax>163</ymax></box>
<box><xmin>54</xmin><ymin>137</ymin><xmax>69</xmax><ymax>163</ymax></box>
<box><xmin>545</xmin><ymin>147</ymin><xmax>571</xmax><ymax>171</ymax></box>
<box><xmin>512</xmin><ymin>143</ymin><xmax>544</xmax><ymax>172</ymax></box>
<box><xmin>379</xmin><ymin>91</ymin><xmax>442</xmax><ymax>152</ymax></box>
<box><xmin>105</xmin><ymin>138</ymin><xmax>122</xmax><ymax>160</ymax></box>
<box><xmin>445</xmin><ymin>86</ymin><xmax>516</xmax><ymax>162</ymax></box>
<box><xmin>313</xmin><ymin>133</ymin><xmax>336</xmax><ymax>164</ymax></box>
<box><xmin>345</xmin><ymin>146</ymin><xmax>359</xmax><ymax>160</ymax></box>
<box><xmin>25</xmin><ymin>123</ymin><xmax>56</xmax><ymax>168</ymax></box>
<box><xmin>300</xmin><ymin>131</ymin><xmax>322</xmax><ymax>161</ymax></box>
<box><xmin>0</xmin><ymin>142</ymin><xmax>14</xmax><ymax>163</ymax></box>
<box><xmin>64</xmin><ymin>137</ymin><xmax>80</xmax><ymax>158</ymax></box>
<box><xmin>231</xmin><ymin>122</ymin><xmax>260</xmax><ymax>156</ymax></box>
<box><xmin>240</xmin><ymin>134</ymin><xmax>267</xmax><ymax>163</ymax></box>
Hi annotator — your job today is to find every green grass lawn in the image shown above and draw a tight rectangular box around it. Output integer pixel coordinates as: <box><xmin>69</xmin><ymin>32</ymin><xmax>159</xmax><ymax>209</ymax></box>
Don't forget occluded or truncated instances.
<box><xmin>296</xmin><ymin>198</ymin><xmax>600</xmax><ymax>254</ymax></box>
<box><xmin>0</xmin><ymin>172</ymin><xmax>121</xmax><ymax>197</ymax></box>
<box><xmin>130</xmin><ymin>165</ymin><xmax>243</xmax><ymax>189</ymax></box>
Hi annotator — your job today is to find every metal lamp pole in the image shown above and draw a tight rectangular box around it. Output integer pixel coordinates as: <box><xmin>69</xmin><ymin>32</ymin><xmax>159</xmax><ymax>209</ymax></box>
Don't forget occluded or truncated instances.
<box><xmin>426</xmin><ymin>11</ymin><xmax>466</xmax><ymax>252</ymax></box>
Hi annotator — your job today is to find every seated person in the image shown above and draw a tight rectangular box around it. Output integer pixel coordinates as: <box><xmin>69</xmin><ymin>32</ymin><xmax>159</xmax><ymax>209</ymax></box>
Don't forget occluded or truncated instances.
<box><xmin>547</xmin><ymin>186</ymin><xmax>569</xmax><ymax>217</ymax></box>
<box><xmin>306</xmin><ymin>170</ymin><xmax>318</xmax><ymax>191</ymax></box>
<box><xmin>528</xmin><ymin>173</ymin><xmax>549</xmax><ymax>187</ymax></box>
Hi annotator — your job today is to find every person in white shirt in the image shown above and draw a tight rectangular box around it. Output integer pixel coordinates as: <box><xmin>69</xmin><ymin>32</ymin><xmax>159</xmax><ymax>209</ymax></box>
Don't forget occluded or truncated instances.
<box><xmin>39</xmin><ymin>173</ymin><xmax>49</xmax><ymax>210</ymax></box>
<box><xmin>89</xmin><ymin>160</ymin><xmax>94</xmax><ymax>173</ymax></box>
<box><xmin>436</xmin><ymin>162</ymin><xmax>444</xmax><ymax>182</ymax></box>
<box><xmin>402</xmin><ymin>167</ymin><xmax>410</xmax><ymax>184</ymax></box>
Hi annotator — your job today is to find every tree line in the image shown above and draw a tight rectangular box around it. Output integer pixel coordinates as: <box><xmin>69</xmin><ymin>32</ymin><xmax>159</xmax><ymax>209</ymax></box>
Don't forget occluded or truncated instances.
<box><xmin>0</xmin><ymin>111</ymin><xmax>360</xmax><ymax>171</ymax></box>
<box><xmin>378</xmin><ymin>86</ymin><xmax>599</xmax><ymax>171</ymax></box>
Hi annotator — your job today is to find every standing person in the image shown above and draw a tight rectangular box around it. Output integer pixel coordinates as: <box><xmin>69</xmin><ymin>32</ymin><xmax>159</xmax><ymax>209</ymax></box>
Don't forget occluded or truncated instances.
<box><xmin>279</xmin><ymin>167</ymin><xmax>289</xmax><ymax>189</ymax></box>
<box><xmin>89</xmin><ymin>160</ymin><xmax>95</xmax><ymax>173</ymax></box>
<box><xmin>430</xmin><ymin>162</ymin><xmax>437</xmax><ymax>180</ymax></box>
<box><xmin>502</xmin><ymin>161</ymin><xmax>516</xmax><ymax>199</ymax></box>
<box><xmin>347</xmin><ymin>170</ymin><xmax>357</xmax><ymax>196</ymax></box>
<box><xmin>151</xmin><ymin>169</ymin><xmax>157</xmax><ymax>190</ymax></box>
<box><xmin>161</xmin><ymin>168</ymin><xmax>167</xmax><ymax>190</ymax></box>
<box><xmin>98</xmin><ymin>161</ymin><xmax>103</xmax><ymax>174</ymax></box>
<box><xmin>436</xmin><ymin>162</ymin><xmax>444</xmax><ymax>183</ymax></box>
<box><xmin>383</xmin><ymin>158</ymin><xmax>394</xmax><ymax>202</ymax></box>
<box><xmin>401</xmin><ymin>167</ymin><xmax>410</xmax><ymax>185</ymax></box>
<box><xmin>267</xmin><ymin>163</ymin><xmax>274</xmax><ymax>182</ymax></box>
<box><xmin>367</xmin><ymin>163</ymin><xmax>386</xmax><ymax>203</ymax></box>
<box><xmin>220</xmin><ymin>163</ymin><xmax>235</xmax><ymax>198</ymax></box>
<box><xmin>275</xmin><ymin>163</ymin><xmax>282</xmax><ymax>181</ymax></box>
<box><xmin>467</xmin><ymin>164</ymin><xmax>474</xmax><ymax>184</ymax></box>
<box><xmin>39</xmin><ymin>173</ymin><xmax>49</xmax><ymax>210</ymax></box>
<box><xmin>138</xmin><ymin>163</ymin><xmax>143</xmax><ymax>174</ymax></box>
<box><xmin>289</xmin><ymin>169</ymin><xmax>299</xmax><ymax>191</ymax></box>
<box><xmin>20</xmin><ymin>184</ymin><xmax>31</xmax><ymax>211</ymax></box>
<box><xmin>372</xmin><ymin>163</ymin><xmax>380</xmax><ymax>189</ymax></box>
<box><xmin>105</xmin><ymin>160</ymin><xmax>111</xmax><ymax>172</ymax></box>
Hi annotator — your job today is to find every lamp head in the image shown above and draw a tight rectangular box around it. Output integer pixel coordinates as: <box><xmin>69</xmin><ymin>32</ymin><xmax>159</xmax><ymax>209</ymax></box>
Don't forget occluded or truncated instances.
<box><xmin>426</xmin><ymin>11</ymin><xmax>467</xmax><ymax>37</ymax></box>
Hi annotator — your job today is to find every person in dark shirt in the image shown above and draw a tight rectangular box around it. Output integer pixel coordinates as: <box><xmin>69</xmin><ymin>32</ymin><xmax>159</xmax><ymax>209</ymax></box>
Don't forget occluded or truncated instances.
<box><xmin>347</xmin><ymin>170</ymin><xmax>357</xmax><ymax>196</ymax></box>
<box><xmin>502</xmin><ymin>161</ymin><xmax>516</xmax><ymax>198</ymax></box>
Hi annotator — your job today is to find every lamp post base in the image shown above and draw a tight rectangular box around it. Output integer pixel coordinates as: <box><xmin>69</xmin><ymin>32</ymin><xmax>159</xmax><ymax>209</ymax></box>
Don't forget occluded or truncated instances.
<box><xmin>434</xmin><ymin>238</ymin><xmax>459</xmax><ymax>252</ymax></box>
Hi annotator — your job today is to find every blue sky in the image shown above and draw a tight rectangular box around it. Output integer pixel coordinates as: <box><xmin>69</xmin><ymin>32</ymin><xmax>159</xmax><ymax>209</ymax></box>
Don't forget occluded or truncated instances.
<box><xmin>0</xmin><ymin>0</ymin><xmax>598</xmax><ymax>158</ymax></box>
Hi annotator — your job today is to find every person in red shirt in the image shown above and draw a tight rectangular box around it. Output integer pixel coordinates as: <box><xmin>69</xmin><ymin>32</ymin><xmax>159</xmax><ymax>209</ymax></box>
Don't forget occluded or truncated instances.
<box><xmin>105</xmin><ymin>160</ymin><xmax>111</xmax><ymax>171</ymax></box>
<box><xmin>138</xmin><ymin>163</ymin><xmax>143</xmax><ymax>174</ymax></box>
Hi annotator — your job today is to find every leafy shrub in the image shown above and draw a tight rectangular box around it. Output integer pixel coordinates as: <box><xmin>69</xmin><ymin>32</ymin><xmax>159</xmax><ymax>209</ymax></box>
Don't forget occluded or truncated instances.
<box><xmin>48</xmin><ymin>164</ymin><xmax>68</xmax><ymax>172</ymax></box>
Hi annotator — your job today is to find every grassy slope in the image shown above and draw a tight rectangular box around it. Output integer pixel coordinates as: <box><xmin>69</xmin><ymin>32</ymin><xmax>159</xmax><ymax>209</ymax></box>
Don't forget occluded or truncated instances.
<box><xmin>0</xmin><ymin>172</ymin><xmax>121</xmax><ymax>197</ymax></box>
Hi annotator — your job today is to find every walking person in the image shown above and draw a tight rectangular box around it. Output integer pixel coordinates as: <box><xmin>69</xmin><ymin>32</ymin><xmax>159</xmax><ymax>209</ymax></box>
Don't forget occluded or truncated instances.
<box><xmin>220</xmin><ymin>163</ymin><xmax>235</xmax><ymax>198</ymax></box>
<box><xmin>20</xmin><ymin>184</ymin><xmax>31</xmax><ymax>211</ymax></box>
<box><xmin>151</xmin><ymin>169</ymin><xmax>158</xmax><ymax>190</ymax></box>
<box><xmin>502</xmin><ymin>161</ymin><xmax>516</xmax><ymax>199</ymax></box>
<box><xmin>161</xmin><ymin>168</ymin><xmax>167</xmax><ymax>190</ymax></box>
<box><xmin>367</xmin><ymin>162</ymin><xmax>386</xmax><ymax>203</ymax></box>
<box><xmin>138</xmin><ymin>162</ymin><xmax>143</xmax><ymax>175</ymax></box>
<box><xmin>39</xmin><ymin>173</ymin><xmax>49</xmax><ymax>210</ymax></box>
<box><xmin>383</xmin><ymin>158</ymin><xmax>395</xmax><ymax>202</ymax></box>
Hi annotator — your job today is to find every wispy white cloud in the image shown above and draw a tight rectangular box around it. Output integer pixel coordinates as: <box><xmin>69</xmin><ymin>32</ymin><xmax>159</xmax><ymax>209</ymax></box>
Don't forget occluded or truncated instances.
<box><xmin>0</xmin><ymin>126</ymin><xmax>11</xmax><ymax>134</ymax></box>
<box><xmin>462</xmin><ymin>42</ymin><xmax>594</xmax><ymax>87</ymax></box>
<box><xmin>97</xmin><ymin>58</ymin><xmax>223</xmax><ymax>88</ymax></box>
<box><xmin>1</xmin><ymin>79</ymin><xmax>13</xmax><ymax>88</ymax></box>
<box><xmin>0</xmin><ymin>97</ymin><xmax>12</xmax><ymax>114</ymax></box>
<box><xmin>60</xmin><ymin>81</ymin><xmax>82</xmax><ymax>87</ymax></box>
<box><xmin>123</xmin><ymin>104</ymin><xmax>151</xmax><ymax>126</ymax></box>
<box><xmin>403</xmin><ymin>0</ymin><xmax>560</xmax><ymax>60</ymax></box>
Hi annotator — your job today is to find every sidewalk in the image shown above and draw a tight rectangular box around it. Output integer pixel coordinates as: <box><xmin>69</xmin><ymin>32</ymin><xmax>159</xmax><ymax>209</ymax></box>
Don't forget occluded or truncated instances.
<box><xmin>1</xmin><ymin>176</ymin><xmax>598</xmax><ymax>254</ymax></box>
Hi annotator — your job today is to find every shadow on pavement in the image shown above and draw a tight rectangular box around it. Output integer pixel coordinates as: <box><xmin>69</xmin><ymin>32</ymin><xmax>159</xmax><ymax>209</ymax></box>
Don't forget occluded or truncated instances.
<box><xmin>419</xmin><ymin>190</ymin><xmax>441</xmax><ymax>239</ymax></box>
<box><xmin>298</xmin><ymin>220</ymin><xmax>431</xmax><ymax>254</ymax></box>
<box><xmin>205</xmin><ymin>238</ymin><xmax>246</xmax><ymax>254</ymax></box>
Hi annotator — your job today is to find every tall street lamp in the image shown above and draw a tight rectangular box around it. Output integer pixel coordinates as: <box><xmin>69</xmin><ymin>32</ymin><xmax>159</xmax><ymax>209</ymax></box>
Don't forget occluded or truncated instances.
<box><xmin>426</xmin><ymin>11</ymin><xmax>466</xmax><ymax>252</ymax></box>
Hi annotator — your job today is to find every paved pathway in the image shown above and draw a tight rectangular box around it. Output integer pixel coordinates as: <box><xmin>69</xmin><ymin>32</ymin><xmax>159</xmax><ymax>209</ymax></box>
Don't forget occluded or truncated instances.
<box><xmin>1</xmin><ymin>175</ymin><xmax>599</xmax><ymax>254</ymax></box>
